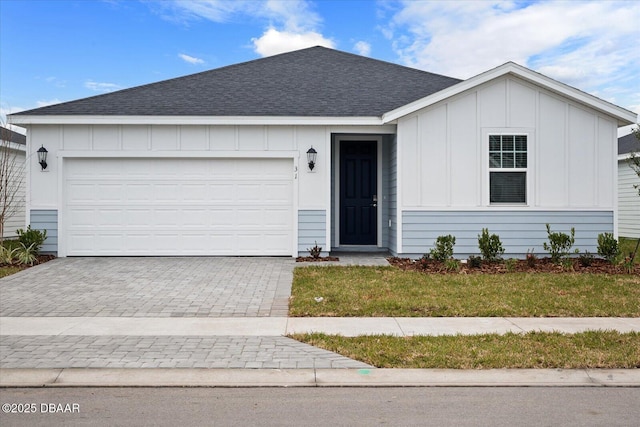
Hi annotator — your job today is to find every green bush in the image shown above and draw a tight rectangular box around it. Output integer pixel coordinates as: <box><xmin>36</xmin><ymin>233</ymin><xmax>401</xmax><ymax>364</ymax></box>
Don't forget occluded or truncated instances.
<box><xmin>15</xmin><ymin>243</ymin><xmax>37</xmax><ymax>266</ymax></box>
<box><xmin>307</xmin><ymin>241</ymin><xmax>322</xmax><ymax>259</ymax></box>
<box><xmin>430</xmin><ymin>235</ymin><xmax>456</xmax><ymax>261</ymax></box>
<box><xmin>579</xmin><ymin>251</ymin><xmax>594</xmax><ymax>267</ymax></box>
<box><xmin>543</xmin><ymin>224</ymin><xmax>578</xmax><ymax>263</ymax></box>
<box><xmin>526</xmin><ymin>249</ymin><xmax>537</xmax><ymax>267</ymax></box>
<box><xmin>467</xmin><ymin>255</ymin><xmax>482</xmax><ymax>268</ymax></box>
<box><xmin>444</xmin><ymin>258</ymin><xmax>460</xmax><ymax>272</ymax></box>
<box><xmin>505</xmin><ymin>258</ymin><xmax>517</xmax><ymax>272</ymax></box>
<box><xmin>16</xmin><ymin>226</ymin><xmax>47</xmax><ymax>255</ymax></box>
<box><xmin>597</xmin><ymin>233</ymin><xmax>620</xmax><ymax>264</ymax></box>
<box><xmin>477</xmin><ymin>228</ymin><xmax>505</xmax><ymax>261</ymax></box>
<box><xmin>0</xmin><ymin>246</ymin><xmax>19</xmax><ymax>265</ymax></box>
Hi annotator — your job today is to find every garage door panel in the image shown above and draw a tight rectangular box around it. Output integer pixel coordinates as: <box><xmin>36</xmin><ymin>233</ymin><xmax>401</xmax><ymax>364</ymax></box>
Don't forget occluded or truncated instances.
<box><xmin>263</xmin><ymin>183</ymin><xmax>293</xmax><ymax>202</ymax></box>
<box><xmin>208</xmin><ymin>184</ymin><xmax>235</xmax><ymax>201</ymax></box>
<box><xmin>264</xmin><ymin>209</ymin><xmax>292</xmax><ymax>227</ymax></box>
<box><xmin>67</xmin><ymin>184</ymin><xmax>96</xmax><ymax>202</ymax></box>
<box><xmin>126</xmin><ymin>184</ymin><xmax>153</xmax><ymax>201</ymax></box>
<box><xmin>125</xmin><ymin>209</ymin><xmax>152</xmax><ymax>226</ymax></box>
<box><xmin>182</xmin><ymin>184</ymin><xmax>208</xmax><ymax>201</ymax></box>
<box><xmin>97</xmin><ymin>209</ymin><xmax>124</xmax><ymax>226</ymax></box>
<box><xmin>65</xmin><ymin>158</ymin><xmax>293</xmax><ymax>256</ymax></box>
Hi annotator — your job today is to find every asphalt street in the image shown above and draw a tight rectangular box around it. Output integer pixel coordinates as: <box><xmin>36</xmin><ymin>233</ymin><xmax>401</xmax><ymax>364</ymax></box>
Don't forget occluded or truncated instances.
<box><xmin>1</xmin><ymin>387</ymin><xmax>639</xmax><ymax>427</ymax></box>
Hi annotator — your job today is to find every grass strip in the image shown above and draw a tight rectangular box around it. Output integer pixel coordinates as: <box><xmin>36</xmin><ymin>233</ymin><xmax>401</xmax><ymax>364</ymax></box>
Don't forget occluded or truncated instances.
<box><xmin>290</xmin><ymin>267</ymin><xmax>640</xmax><ymax>317</ymax></box>
<box><xmin>291</xmin><ymin>331</ymin><xmax>640</xmax><ymax>369</ymax></box>
<box><xmin>0</xmin><ymin>266</ymin><xmax>22</xmax><ymax>278</ymax></box>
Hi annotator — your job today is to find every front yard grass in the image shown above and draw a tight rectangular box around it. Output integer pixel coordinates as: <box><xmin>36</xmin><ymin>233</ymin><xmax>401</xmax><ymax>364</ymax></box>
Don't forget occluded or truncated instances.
<box><xmin>620</xmin><ymin>237</ymin><xmax>640</xmax><ymax>264</ymax></box>
<box><xmin>290</xmin><ymin>266</ymin><xmax>640</xmax><ymax>317</ymax></box>
<box><xmin>0</xmin><ymin>265</ymin><xmax>22</xmax><ymax>278</ymax></box>
<box><xmin>291</xmin><ymin>331</ymin><xmax>640</xmax><ymax>369</ymax></box>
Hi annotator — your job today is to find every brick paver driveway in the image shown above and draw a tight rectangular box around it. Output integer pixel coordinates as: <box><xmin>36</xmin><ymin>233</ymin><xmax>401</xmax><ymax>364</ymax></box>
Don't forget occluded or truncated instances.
<box><xmin>0</xmin><ymin>257</ymin><xmax>294</xmax><ymax>317</ymax></box>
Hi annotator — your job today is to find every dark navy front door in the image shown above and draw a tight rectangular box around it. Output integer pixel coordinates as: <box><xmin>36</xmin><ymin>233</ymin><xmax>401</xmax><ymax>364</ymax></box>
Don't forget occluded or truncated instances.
<box><xmin>340</xmin><ymin>141</ymin><xmax>377</xmax><ymax>245</ymax></box>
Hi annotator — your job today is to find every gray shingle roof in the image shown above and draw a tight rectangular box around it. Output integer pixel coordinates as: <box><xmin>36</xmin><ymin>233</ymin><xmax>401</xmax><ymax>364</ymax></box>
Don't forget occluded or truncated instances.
<box><xmin>0</xmin><ymin>127</ymin><xmax>26</xmax><ymax>145</ymax></box>
<box><xmin>12</xmin><ymin>46</ymin><xmax>461</xmax><ymax>117</ymax></box>
<box><xmin>619</xmin><ymin>132</ymin><xmax>639</xmax><ymax>155</ymax></box>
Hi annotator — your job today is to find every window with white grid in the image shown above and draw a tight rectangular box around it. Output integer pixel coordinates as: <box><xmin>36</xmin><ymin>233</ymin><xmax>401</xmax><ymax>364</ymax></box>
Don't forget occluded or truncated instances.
<box><xmin>489</xmin><ymin>134</ymin><xmax>527</xmax><ymax>204</ymax></box>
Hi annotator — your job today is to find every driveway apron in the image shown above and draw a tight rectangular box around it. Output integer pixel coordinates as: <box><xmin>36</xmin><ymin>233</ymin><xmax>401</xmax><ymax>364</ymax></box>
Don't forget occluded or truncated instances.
<box><xmin>0</xmin><ymin>257</ymin><xmax>370</xmax><ymax>370</ymax></box>
<box><xmin>0</xmin><ymin>257</ymin><xmax>294</xmax><ymax>317</ymax></box>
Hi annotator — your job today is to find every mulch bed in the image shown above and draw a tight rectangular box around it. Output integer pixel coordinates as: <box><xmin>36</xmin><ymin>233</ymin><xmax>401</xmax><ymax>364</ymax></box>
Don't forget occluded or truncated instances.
<box><xmin>1</xmin><ymin>254</ymin><xmax>56</xmax><ymax>270</ymax></box>
<box><xmin>388</xmin><ymin>256</ymin><xmax>639</xmax><ymax>275</ymax></box>
<box><xmin>296</xmin><ymin>256</ymin><xmax>340</xmax><ymax>262</ymax></box>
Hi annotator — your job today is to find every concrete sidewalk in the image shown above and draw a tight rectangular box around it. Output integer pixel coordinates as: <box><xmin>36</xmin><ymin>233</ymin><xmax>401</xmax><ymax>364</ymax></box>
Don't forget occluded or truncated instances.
<box><xmin>2</xmin><ymin>316</ymin><xmax>639</xmax><ymax>336</ymax></box>
<box><xmin>2</xmin><ymin>316</ymin><xmax>638</xmax><ymax>385</ymax></box>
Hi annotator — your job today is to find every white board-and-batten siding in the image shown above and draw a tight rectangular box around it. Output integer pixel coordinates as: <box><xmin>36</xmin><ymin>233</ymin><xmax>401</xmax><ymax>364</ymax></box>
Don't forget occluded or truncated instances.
<box><xmin>2</xmin><ymin>147</ymin><xmax>26</xmax><ymax>238</ymax></box>
<box><xmin>394</xmin><ymin>75</ymin><xmax>617</xmax><ymax>256</ymax></box>
<box><xmin>397</xmin><ymin>75</ymin><xmax>616</xmax><ymax>209</ymax></box>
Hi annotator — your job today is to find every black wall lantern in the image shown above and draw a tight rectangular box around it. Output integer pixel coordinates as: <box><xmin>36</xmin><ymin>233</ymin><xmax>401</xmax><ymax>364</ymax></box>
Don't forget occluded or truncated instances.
<box><xmin>306</xmin><ymin>146</ymin><xmax>317</xmax><ymax>171</ymax></box>
<box><xmin>37</xmin><ymin>145</ymin><xmax>48</xmax><ymax>170</ymax></box>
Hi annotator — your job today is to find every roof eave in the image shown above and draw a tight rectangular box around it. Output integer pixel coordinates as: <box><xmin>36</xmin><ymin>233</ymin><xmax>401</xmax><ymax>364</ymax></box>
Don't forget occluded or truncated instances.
<box><xmin>8</xmin><ymin>115</ymin><xmax>386</xmax><ymax>127</ymax></box>
<box><xmin>382</xmin><ymin>62</ymin><xmax>638</xmax><ymax>127</ymax></box>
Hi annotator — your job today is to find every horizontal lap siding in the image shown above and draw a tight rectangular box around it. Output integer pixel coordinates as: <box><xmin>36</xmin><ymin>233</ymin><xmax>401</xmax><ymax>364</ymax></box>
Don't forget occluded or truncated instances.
<box><xmin>402</xmin><ymin>210</ymin><xmax>613</xmax><ymax>258</ymax></box>
<box><xmin>618</xmin><ymin>161</ymin><xmax>640</xmax><ymax>238</ymax></box>
<box><xmin>298</xmin><ymin>210</ymin><xmax>327</xmax><ymax>256</ymax></box>
<box><xmin>30</xmin><ymin>210</ymin><xmax>58</xmax><ymax>254</ymax></box>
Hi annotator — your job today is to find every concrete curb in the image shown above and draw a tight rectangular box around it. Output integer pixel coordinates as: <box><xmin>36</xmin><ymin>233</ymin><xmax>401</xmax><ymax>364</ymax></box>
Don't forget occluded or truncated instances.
<box><xmin>3</xmin><ymin>317</ymin><xmax>639</xmax><ymax>337</ymax></box>
<box><xmin>1</xmin><ymin>368</ymin><xmax>638</xmax><ymax>388</ymax></box>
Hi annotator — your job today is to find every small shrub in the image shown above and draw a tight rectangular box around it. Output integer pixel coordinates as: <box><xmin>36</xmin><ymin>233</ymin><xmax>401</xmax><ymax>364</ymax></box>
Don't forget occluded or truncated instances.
<box><xmin>543</xmin><ymin>224</ymin><xmax>578</xmax><ymax>263</ymax></box>
<box><xmin>526</xmin><ymin>249</ymin><xmax>537</xmax><ymax>268</ymax></box>
<box><xmin>477</xmin><ymin>228</ymin><xmax>505</xmax><ymax>261</ymax></box>
<box><xmin>0</xmin><ymin>246</ymin><xmax>19</xmax><ymax>265</ymax></box>
<box><xmin>307</xmin><ymin>241</ymin><xmax>322</xmax><ymax>259</ymax></box>
<box><xmin>505</xmin><ymin>258</ymin><xmax>517</xmax><ymax>272</ymax></box>
<box><xmin>16</xmin><ymin>226</ymin><xmax>47</xmax><ymax>255</ymax></box>
<box><xmin>417</xmin><ymin>253</ymin><xmax>432</xmax><ymax>269</ymax></box>
<box><xmin>560</xmin><ymin>257</ymin><xmax>574</xmax><ymax>271</ymax></box>
<box><xmin>430</xmin><ymin>235</ymin><xmax>456</xmax><ymax>262</ymax></box>
<box><xmin>15</xmin><ymin>243</ymin><xmax>37</xmax><ymax>266</ymax></box>
<box><xmin>578</xmin><ymin>251</ymin><xmax>594</xmax><ymax>267</ymax></box>
<box><xmin>597</xmin><ymin>233</ymin><xmax>620</xmax><ymax>264</ymax></box>
<box><xmin>468</xmin><ymin>255</ymin><xmax>482</xmax><ymax>268</ymax></box>
<box><xmin>444</xmin><ymin>258</ymin><xmax>460</xmax><ymax>272</ymax></box>
<box><xmin>621</xmin><ymin>256</ymin><xmax>634</xmax><ymax>274</ymax></box>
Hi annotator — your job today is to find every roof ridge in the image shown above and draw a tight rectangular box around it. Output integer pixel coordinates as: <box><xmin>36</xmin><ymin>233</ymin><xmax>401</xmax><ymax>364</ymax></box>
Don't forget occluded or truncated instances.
<box><xmin>11</xmin><ymin>46</ymin><xmax>462</xmax><ymax>118</ymax></box>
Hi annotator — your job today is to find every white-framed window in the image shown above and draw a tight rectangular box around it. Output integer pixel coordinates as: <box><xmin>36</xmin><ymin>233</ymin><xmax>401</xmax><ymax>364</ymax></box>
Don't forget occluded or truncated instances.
<box><xmin>489</xmin><ymin>134</ymin><xmax>527</xmax><ymax>204</ymax></box>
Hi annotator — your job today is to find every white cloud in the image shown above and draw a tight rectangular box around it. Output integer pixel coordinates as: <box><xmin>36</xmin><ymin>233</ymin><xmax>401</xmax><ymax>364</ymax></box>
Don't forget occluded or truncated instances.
<box><xmin>178</xmin><ymin>53</ymin><xmax>204</xmax><ymax>64</ymax></box>
<box><xmin>84</xmin><ymin>81</ymin><xmax>122</xmax><ymax>93</ymax></box>
<box><xmin>164</xmin><ymin>0</ymin><xmax>321</xmax><ymax>31</ymax></box>
<box><xmin>385</xmin><ymin>0</ymin><xmax>640</xmax><ymax>112</ymax></box>
<box><xmin>354</xmin><ymin>41</ymin><xmax>371</xmax><ymax>56</ymax></box>
<box><xmin>165</xmin><ymin>0</ymin><xmax>330</xmax><ymax>56</ymax></box>
<box><xmin>252</xmin><ymin>28</ymin><xmax>334</xmax><ymax>57</ymax></box>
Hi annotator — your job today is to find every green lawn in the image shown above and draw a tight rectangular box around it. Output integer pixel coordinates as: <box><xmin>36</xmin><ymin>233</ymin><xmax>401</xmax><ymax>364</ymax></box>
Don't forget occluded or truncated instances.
<box><xmin>0</xmin><ymin>266</ymin><xmax>22</xmax><ymax>278</ymax></box>
<box><xmin>291</xmin><ymin>331</ymin><xmax>640</xmax><ymax>369</ymax></box>
<box><xmin>290</xmin><ymin>266</ymin><xmax>640</xmax><ymax>317</ymax></box>
<box><xmin>620</xmin><ymin>237</ymin><xmax>640</xmax><ymax>264</ymax></box>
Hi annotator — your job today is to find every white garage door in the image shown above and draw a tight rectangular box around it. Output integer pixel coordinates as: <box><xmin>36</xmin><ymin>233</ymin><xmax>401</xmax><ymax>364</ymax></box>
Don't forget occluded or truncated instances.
<box><xmin>64</xmin><ymin>158</ymin><xmax>294</xmax><ymax>256</ymax></box>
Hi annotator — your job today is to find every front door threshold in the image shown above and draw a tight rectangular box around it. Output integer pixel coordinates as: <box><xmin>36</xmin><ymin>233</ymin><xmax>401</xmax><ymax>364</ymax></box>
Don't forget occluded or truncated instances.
<box><xmin>331</xmin><ymin>245</ymin><xmax>388</xmax><ymax>253</ymax></box>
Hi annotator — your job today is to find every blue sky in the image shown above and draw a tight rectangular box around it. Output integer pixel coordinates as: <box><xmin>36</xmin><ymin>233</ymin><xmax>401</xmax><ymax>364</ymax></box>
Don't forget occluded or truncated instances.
<box><xmin>1</xmin><ymin>0</ymin><xmax>638</xmax><ymax>133</ymax></box>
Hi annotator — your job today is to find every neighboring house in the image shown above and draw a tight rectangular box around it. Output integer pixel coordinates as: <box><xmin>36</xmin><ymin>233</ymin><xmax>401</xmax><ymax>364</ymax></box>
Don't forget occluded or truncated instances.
<box><xmin>0</xmin><ymin>126</ymin><xmax>26</xmax><ymax>239</ymax></box>
<box><xmin>8</xmin><ymin>47</ymin><xmax>637</xmax><ymax>257</ymax></box>
<box><xmin>618</xmin><ymin>133</ymin><xmax>640</xmax><ymax>238</ymax></box>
